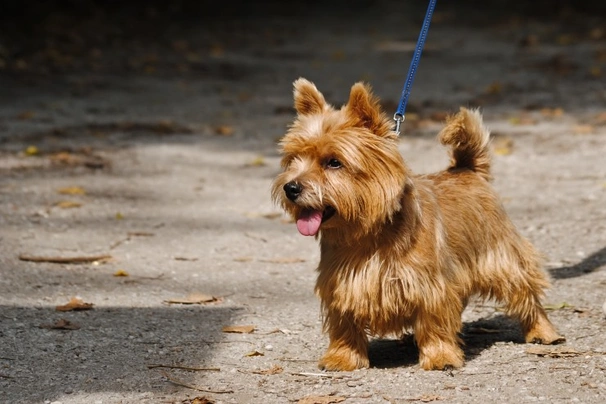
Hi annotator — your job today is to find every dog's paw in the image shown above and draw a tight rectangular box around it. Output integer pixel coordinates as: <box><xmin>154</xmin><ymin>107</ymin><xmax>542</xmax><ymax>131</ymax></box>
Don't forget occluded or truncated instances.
<box><xmin>318</xmin><ymin>349</ymin><xmax>369</xmax><ymax>371</ymax></box>
<box><xmin>419</xmin><ymin>345</ymin><xmax>464</xmax><ymax>371</ymax></box>
<box><xmin>525</xmin><ymin>316</ymin><xmax>566</xmax><ymax>345</ymax></box>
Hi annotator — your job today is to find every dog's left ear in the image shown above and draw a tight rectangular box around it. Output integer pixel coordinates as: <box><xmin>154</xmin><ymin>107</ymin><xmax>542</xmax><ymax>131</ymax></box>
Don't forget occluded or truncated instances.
<box><xmin>346</xmin><ymin>82</ymin><xmax>385</xmax><ymax>133</ymax></box>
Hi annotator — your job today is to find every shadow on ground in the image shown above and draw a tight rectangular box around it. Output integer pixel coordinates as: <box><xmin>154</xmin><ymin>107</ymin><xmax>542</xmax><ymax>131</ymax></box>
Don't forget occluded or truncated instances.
<box><xmin>550</xmin><ymin>246</ymin><xmax>606</xmax><ymax>280</ymax></box>
<box><xmin>0</xmin><ymin>305</ymin><xmax>238</xmax><ymax>403</ymax></box>
<box><xmin>369</xmin><ymin>315</ymin><xmax>524</xmax><ymax>369</ymax></box>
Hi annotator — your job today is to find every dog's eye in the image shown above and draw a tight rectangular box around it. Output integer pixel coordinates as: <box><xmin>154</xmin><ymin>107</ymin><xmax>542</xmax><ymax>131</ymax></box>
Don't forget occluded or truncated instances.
<box><xmin>326</xmin><ymin>158</ymin><xmax>342</xmax><ymax>169</ymax></box>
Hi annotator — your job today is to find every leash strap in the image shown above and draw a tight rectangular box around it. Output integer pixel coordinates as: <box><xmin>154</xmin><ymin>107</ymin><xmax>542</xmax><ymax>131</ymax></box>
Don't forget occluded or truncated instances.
<box><xmin>394</xmin><ymin>0</ymin><xmax>437</xmax><ymax>135</ymax></box>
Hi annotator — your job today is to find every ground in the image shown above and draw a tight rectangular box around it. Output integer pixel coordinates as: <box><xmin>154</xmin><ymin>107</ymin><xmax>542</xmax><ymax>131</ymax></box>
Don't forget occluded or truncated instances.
<box><xmin>0</xmin><ymin>1</ymin><xmax>605</xmax><ymax>403</ymax></box>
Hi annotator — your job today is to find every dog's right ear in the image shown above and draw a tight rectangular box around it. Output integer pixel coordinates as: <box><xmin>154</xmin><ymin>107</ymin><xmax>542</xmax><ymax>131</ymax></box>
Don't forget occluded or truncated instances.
<box><xmin>293</xmin><ymin>78</ymin><xmax>327</xmax><ymax>115</ymax></box>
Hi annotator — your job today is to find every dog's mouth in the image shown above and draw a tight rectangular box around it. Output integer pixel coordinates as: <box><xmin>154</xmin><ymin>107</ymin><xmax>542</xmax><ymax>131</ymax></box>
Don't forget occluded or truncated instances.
<box><xmin>296</xmin><ymin>206</ymin><xmax>336</xmax><ymax>236</ymax></box>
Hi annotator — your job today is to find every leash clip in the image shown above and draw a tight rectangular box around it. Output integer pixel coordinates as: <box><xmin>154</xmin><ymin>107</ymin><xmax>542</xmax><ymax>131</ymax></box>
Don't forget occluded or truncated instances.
<box><xmin>393</xmin><ymin>113</ymin><xmax>405</xmax><ymax>136</ymax></box>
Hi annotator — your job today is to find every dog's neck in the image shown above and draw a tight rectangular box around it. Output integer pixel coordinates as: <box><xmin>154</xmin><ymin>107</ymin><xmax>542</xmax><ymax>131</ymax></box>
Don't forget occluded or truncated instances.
<box><xmin>319</xmin><ymin>177</ymin><xmax>422</xmax><ymax>253</ymax></box>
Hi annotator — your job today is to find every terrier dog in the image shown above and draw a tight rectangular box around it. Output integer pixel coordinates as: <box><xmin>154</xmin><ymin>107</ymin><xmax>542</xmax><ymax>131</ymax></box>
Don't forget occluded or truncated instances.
<box><xmin>271</xmin><ymin>78</ymin><xmax>564</xmax><ymax>371</ymax></box>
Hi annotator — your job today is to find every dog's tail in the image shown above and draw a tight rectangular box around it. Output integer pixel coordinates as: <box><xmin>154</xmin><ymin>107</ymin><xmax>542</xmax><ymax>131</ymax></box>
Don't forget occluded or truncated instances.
<box><xmin>438</xmin><ymin>107</ymin><xmax>491</xmax><ymax>181</ymax></box>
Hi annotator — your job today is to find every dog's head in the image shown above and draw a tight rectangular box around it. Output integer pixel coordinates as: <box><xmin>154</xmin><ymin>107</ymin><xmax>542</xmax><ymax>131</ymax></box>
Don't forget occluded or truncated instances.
<box><xmin>271</xmin><ymin>78</ymin><xmax>409</xmax><ymax>239</ymax></box>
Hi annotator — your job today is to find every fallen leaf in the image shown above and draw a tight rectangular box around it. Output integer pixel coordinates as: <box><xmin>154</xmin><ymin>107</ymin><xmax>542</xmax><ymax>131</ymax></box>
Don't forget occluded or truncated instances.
<box><xmin>182</xmin><ymin>397</ymin><xmax>216</xmax><ymax>404</ymax></box>
<box><xmin>526</xmin><ymin>346</ymin><xmax>583</xmax><ymax>358</ymax></box>
<box><xmin>573</xmin><ymin>125</ymin><xmax>594</xmax><ymax>135</ymax></box>
<box><xmin>244</xmin><ymin>350</ymin><xmax>264</xmax><ymax>357</ymax></box>
<box><xmin>164</xmin><ymin>293</ymin><xmax>219</xmax><ymax>305</ymax></box>
<box><xmin>485</xmin><ymin>81</ymin><xmax>502</xmax><ymax>95</ymax></box>
<box><xmin>18</xmin><ymin>254</ymin><xmax>112</xmax><ymax>264</ymax></box>
<box><xmin>260</xmin><ymin>257</ymin><xmax>306</xmax><ymax>264</ymax></box>
<box><xmin>247</xmin><ymin>156</ymin><xmax>266</xmax><ymax>167</ymax></box>
<box><xmin>214</xmin><ymin>125</ymin><xmax>234</xmax><ymax>136</ymax></box>
<box><xmin>540</xmin><ymin>107</ymin><xmax>564</xmax><ymax>118</ymax></box>
<box><xmin>544</xmin><ymin>302</ymin><xmax>572</xmax><ymax>310</ymax></box>
<box><xmin>17</xmin><ymin>111</ymin><xmax>35</xmax><ymax>120</ymax></box>
<box><xmin>252</xmin><ymin>364</ymin><xmax>284</xmax><ymax>375</ymax></box>
<box><xmin>115</xmin><ymin>212</ymin><xmax>124</xmax><ymax>220</ymax></box>
<box><xmin>113</xmin><ymin>269</ymin><xmax>129</xmax><ymax>277</ymax></box>
<box><xmin>419</xmin><ymin>395</ymin><xmax>445</xmax><ymax>402</ymax></box>
<box><xmin>24</xmin><ymin>145</ymin><xmax>39</xmax><ymax>156</ymax></box>
<box><xmin>594</xmin><ymin>111</ymin><xmax>606</xmax><ymax>125</ymax></box>
<box><xmin>493</xmin><ymin>136</ymin><xmax>514</xmax><ymax>156</ymax></box>
<box><xmin>222</xmin><ymin>325</ymin><xmax>256</xmax><ymax>334</ymax></box>
<box><xmin>55</xmin><ymin>201</ymin><xmax>83</xmax><ymax>209</ymax></box>
<box><xmin>467</xmin><ymin>327</ymin><xmax>502</xmax><ymax>334</ymax></box>
<box><xmin>57</xmin><ymin>186</ymin><xmax>86</xmax><ymax>195</ymax></box>
<box><xmin>297</xmin><ymin>395</ymin><xmax>346</xmax><ymax>404</ymax></box>
<box><xmin>174</xmin><ymin>256</ymin><xmax>199</xmax><ymax>261</ymax></box>
<box><xmin>56</xmin><ymin>297</ymin><xmax>94</xmax><ymax>312</ymax></box>
<box><xmin>39</xmin><ymin>319</ymin><xmax>80</xmax><ymax>330</ymax></box>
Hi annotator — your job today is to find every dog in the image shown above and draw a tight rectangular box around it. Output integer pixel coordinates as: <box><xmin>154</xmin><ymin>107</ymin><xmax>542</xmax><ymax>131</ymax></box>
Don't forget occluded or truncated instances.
<box><xmin>271</xmin><ymin>78</ymin><xmax>565</xmax><ymax>371</ymax></box>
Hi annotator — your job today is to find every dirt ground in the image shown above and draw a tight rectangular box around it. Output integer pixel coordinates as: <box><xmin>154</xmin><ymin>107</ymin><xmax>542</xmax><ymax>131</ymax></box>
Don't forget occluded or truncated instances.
<box><xmin>1</xmin><ymin>1</ymin><xmax>605</xmax><ymax>403</ymax></box>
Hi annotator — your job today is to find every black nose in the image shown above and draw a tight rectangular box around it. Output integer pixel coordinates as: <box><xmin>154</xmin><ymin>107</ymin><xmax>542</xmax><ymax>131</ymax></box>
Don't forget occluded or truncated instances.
<box><xmin>283</xmin><ymin>181</ymin><xmax>302</xmax><ymax>202</ymax></box>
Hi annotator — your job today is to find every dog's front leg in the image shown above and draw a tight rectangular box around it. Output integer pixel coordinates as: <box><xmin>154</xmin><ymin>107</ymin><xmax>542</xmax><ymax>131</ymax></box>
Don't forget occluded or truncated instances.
<box><xmin>318</xmin><ymin>311</ymin><xmax>369</xmax><ymax>371</ymax></box>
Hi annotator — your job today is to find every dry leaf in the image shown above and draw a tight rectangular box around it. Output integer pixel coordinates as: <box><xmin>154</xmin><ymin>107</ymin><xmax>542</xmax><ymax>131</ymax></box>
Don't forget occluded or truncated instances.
<box><xmin>113</xmin><ymin>269</ymin><xmax>129</xmax><ymax>277</ymax></box>
<box><xmin>573</xmin><ymin>125</ymin><xmax>594</xmax><ymax>135</ymax></box>
<box><xmin>24</xmin><ymin>145</ymin><xmax>39</xmax><ymax>156</ymax></box>
<box><xmin>182</xmin><ymin>397</ymin><xmax>215</xmax><ymax>404</ymax></box>
<box><xmin>493</xmin><ymin>136</ymin><xmax>514</xmax><ymax>156</ymax></box>
<box><xmin>540</xmin><ymin>107</ymin><xmax>564</xmax><ymax>118</ymax></box>
<box><xmin>253</xmin><ymin>364</ymin><xmax>283</xmax><ymax>375</ymax></box>
<box><xmin>18</xmin><ymin>254</ymin><xmax>112</xmax><ymax>264</ymax></box>
<box><xmin>55</xmin><ymin>201</ymin><xmax>83</xmax><ymax>209</ymax></box>
<box><xmin>39</xmin><ymin>319</ymin><xmax>80</xmax><ymax>330</ymax></box>
<box><xmin>244</xmin><ymin>350</ymin><xmax>264</xmax><ymax>357</ymax></box>
<box><xmin>222</xmin><ymin>325</ymin><xmax>256</xmax><ymax>334</ymax></box>
<box><xmin>56</xmin><ymin>297</ymin><xmax>94</xmax><ymax>312</ymax></box>
<box><xmin>164</xmin><ymin>293</ymin><xmax>218</xmax><ymax>305</ymax></box>
<box><xmin>467</xmin><ymin>327</ymin><xmax>502</xmax><ymax>334</ymax></box>
<box><xmin>260</xmin><ymin>257</ymin><xmax>306</xmax><ymax>264</ymax></box>
<box><xmin>526</xmin><ymin>346</ymin><xmax>582</xmax><ymax>358</ymax></box>
<box><xmin>419</xmin><ymin>395</ymin><xmax>445</xmax><ymax>402</ymax></box>
<box><xmin>248</xmin><ymin>156</ymin><xmax>266</xmax><ymax>167</ymax></box>
<box><xmin>17</xmin><ymin>111</ymin><xmax>35</xmax><ymax>120</ymax></box>
<box><xmin>57</xmin><ymin>186</ymin><xmax>86</xmax><ymax>195</ymax></box>
<box><xmin>115</xmin><ymin>212</ymin><xmax>124</xmax><ymax>220</ymax></box>
<box><xmin>174</xmin><ymin>256</ymin><xmax>199</xmax><ymax>261</ymax></box>
<box><xmin>544</xmin><ymin>302</ymin><xmax>572</xmax><ymax>310</ymax></box>
<box><xmin>214</xmin><ymin>125</ymin><xmax>234</xmax><ymax>136</ymax></box>
<box><xmin>485</xmin><ymin>81</ymin><xmax>502</xmax><ymax>95</ymax></box>
<box><xmin>297</xmin><ymin>395</ymin><xmax>346</xmax><ymax>404</ymax></box>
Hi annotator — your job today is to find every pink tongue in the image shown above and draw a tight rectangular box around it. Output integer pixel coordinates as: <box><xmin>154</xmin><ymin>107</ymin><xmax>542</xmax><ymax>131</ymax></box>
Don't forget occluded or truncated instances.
<box><xmin>296</xmin><ymin>209</ymin><xmax>323</xmax><ymax>236</ymax></box>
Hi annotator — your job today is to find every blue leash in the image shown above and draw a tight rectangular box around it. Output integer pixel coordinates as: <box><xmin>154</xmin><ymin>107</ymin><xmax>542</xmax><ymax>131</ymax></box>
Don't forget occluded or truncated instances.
<box><xmin>394</xmin><ymin>0</ymin><xmax>437</xmax><ymax>135</ymax></box>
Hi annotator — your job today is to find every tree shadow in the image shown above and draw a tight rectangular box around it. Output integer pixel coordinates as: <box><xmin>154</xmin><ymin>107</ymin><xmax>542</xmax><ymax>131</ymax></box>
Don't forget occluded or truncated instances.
<box><xmin>369</xmin><ymin>315</ymin><xmax>523</xmax><ymax>369</ymax></box>
<box><xmin>0</xmin><ymin>304</ymin><xmax>238</xmax><ymax>403</ymax></box>
<box><xmin>549</xmin><ymin>246</ymin><xmax>606</xmax><ymax>280</ymax></box>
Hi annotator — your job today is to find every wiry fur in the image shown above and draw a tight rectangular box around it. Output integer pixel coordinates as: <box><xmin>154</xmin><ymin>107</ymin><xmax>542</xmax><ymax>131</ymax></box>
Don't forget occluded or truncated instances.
<box><xmin>271</xmin><ymin>78</ymin><xmax>565</xmax><ymax>371</ymax></box>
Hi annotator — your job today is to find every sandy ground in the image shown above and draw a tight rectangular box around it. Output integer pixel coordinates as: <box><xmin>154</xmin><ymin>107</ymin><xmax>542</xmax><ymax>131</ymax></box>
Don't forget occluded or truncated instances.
<box><xmin>1</xmin><ymin>1</ymin><xmax>605</xmax><ymax>403</ymax></box>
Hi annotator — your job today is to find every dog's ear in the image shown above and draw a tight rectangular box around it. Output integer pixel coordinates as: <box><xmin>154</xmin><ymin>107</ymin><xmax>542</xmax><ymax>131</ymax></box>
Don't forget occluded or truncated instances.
<box><xmin>346</xmin><ymin>82</ymin><xmax>385</xmax><ymax>133</ymax></box>
<box><xmin>293</xmin><ymin>78</ymin><xmax>327</xmax><ymax>115</ymax></box>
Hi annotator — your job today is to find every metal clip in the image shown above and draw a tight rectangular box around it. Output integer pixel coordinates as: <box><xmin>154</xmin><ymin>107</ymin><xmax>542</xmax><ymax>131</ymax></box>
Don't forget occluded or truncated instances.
<box><xmin>393</xmin><ymin>113</ymin><xmax>405</xmax><ymax>136</ymax></box>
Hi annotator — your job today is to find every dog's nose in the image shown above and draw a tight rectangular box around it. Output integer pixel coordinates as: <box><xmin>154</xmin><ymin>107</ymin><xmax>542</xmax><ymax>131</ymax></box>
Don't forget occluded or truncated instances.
<box><xmin>283</xmin><ymin>181</ymin><xmax>302</xmax><ymax>202</ymax></box>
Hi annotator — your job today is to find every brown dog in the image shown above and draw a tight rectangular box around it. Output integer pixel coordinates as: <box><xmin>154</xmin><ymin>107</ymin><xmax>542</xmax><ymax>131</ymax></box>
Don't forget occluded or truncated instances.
<box><xmin>272</xmin><ymin>78</ymin><xmax>564</xmax><ymax>371</ymax></box>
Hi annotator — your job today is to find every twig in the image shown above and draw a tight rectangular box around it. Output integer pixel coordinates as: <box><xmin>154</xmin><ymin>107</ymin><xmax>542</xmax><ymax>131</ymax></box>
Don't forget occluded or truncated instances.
<box><xmin>290</xmin><ymin>372</ymin><xmax>349</xmax><ymax>378</ymax></box>
<box><xmin>0</xmin><ymin>373</ymin><xmax>12</xmax><ymax>379</ymax></box>
<box><xmin>18</xmin><ymin>254</ymin><xmax>112</xmax><ymax>264</ymax></box>
<box><xmin>147</xmin><ymin>364</ymin><xmax>220</xmax><ymax>372</ymax></box>
<box><xmin>159</xmin><ymin>370</ymin><xmax>232</xmax><ymax>394</ymax></box>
